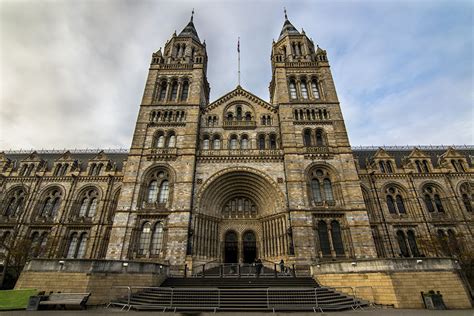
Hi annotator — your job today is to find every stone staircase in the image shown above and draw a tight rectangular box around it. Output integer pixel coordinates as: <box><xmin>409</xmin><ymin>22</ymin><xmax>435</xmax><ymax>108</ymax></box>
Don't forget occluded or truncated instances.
<box><xmin>109</xmin><ymin>274</ymin><xmax>369</xmax><ymax>312</ymax></box>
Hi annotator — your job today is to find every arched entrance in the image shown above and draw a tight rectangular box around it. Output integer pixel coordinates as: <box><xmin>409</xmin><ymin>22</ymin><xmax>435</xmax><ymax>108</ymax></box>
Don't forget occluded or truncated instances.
<box><xmin>224</xmin><ymin>231</ymin><xmax>238</xmax><ymax>263</ymax></box>
<box><xmin>243</xmin><ymin>231</ymin><xmax>257</xmax><ymax>263</ymax></box>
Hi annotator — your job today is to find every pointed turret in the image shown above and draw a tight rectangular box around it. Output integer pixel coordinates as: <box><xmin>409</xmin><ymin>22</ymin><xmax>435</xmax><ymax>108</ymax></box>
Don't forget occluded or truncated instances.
<box><xmin>178</xmin><ymin>10</ymin><xmax>200</xmax><ymax>42</ymax></box>
<box><xmin>278</xmin><ymin>9</ymin><xmax>300</xmax><ymax>40</ymax></box>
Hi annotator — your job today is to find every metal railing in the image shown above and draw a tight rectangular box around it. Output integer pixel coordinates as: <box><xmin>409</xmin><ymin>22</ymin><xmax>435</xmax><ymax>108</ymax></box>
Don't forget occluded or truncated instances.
<box><xmin>188</xmin><ymin>262</ymin><xmax>296</xmax><ymax>278</ymax></box>
<box><xmin>108</xmin><ymin>285</ymin><xmax>367</xmax><ymax>312</ymax></box>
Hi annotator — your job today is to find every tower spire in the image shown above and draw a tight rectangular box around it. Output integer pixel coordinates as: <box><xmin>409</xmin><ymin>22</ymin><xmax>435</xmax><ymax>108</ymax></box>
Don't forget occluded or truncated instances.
<box><xmin>284</xmin><ymin>7</ymin><xmax>288</xmax><ymax>20</ymax></box>
<box><xmin>191</xmin><ymin>8</ymin><xmax>194</xmax><ymax>22</ymax></box>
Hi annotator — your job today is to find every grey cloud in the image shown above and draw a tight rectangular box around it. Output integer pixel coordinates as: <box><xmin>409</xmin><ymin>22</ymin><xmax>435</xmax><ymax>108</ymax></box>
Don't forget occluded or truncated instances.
<box><xmin>0</xmin><ymin>0</ymin><xmax>472</xmax><ymax>150</ymax></box>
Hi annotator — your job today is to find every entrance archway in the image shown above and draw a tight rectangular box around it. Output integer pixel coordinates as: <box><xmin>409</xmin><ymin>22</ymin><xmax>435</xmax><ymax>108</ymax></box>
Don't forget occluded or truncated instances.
<box><xmin>243</xmin><ymin>231</ymin><xmax>257</xmax><ymax>263</ymax></box>
<box><xmin>224</xmin><ymin>231</ymin><xmax>238</xmax><ymax>263</ymax></box>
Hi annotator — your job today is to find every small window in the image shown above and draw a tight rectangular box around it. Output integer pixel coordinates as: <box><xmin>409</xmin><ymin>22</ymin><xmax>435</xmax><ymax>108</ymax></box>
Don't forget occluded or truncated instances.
<box><xmin>170</xmin><ymin>82</ymin><xmax>178</xmax><ymax>100</ymax></box>
<box><xmin>315</xmin><ymin>129</ymin><xmax>324</xmax><ymax>146</ymax></box>
<box><xmin>300</xmin><ymin>81</ymin><xmax>309</xmax><ymax>99</ymax></box>
<box><xmin>159</xmin><ymin>82</ymin><xmax>167</xmax><ymax>101</ymax></box>
<box><xmin>159</xmin><ymin>181</ymin><xmax>169</xmax><ymax>204</ymax></box>
<box><xmin>241</xmin><ymin>136</ymin><xmax>249</xmax><ymax>150</ymax></box>
<box><xmin>269</xmin><ymin>134</ymin><xmax>277</xmax><ymax>150</ymax></box>
<box><xmin>258</xmin><ymin>135</ymin><xmax>266</xmax><ymax>150</ymax></box>
<box><xmin>289</xmin><ymin>80</ymin><xmax>297</xmax><ymax>99</ymax></box>
<box><xmin>212</xmin><ymin>136</ymin><xmax>221</xmax><ymax>150</ymax></box>
<box><xmin>311</xmin><ymin>80</ymin><xmax>320</xmax><ymax>98</ymax></box>
<box><xmin>303</xmin><ymin>129</ymin><xmax>312</xmax><ymax>147</ymax></box>
<box><xmin>230</xmin><ymin>136</ymin><xmax>238</xmax><ymax>150</ymax></box>
<box><xmin>202</xmin><ymin>136</ymin><xmax>210</xmax><ymax>150</ymax></box>
<box><xmin>181</xmin><ymin>81</ymin><xmax>189</xmax><ymax>101</ymax></box>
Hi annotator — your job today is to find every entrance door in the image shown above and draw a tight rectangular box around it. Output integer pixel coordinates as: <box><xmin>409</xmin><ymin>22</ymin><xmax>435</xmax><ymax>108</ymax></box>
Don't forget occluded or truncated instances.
<box><xmin>224</xmin><ymin>231</ymin><xmax>238</xmax><ymax>263</ymax></box>
<box><xmin>243</xmin><ymin>231</ymin><xmax>257</xmax><ymax>263</ymax></box>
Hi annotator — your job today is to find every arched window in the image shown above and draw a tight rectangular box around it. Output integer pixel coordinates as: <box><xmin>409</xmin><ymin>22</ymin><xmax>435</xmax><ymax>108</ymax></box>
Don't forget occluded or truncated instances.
<box><xmin>3</xmin><ymin>188</ymin><xmax>26</xmax><ymax>217</ymax></box>
<box><xmin>202</xmin><ymin>135</ymin><xmax>210</xmax><ymax>150</ymax></box>
<box><xmin>311</xmin><ymin>179</ymin><xmax>322</xmax><ymax>203</ymax></box>
<box><xmin>379</xmin><ymin>161</ymin><xmax>386</xmax><ymax>173</ymax></box>
<box><xmin>76</xmin><ymin>233</ymin><xmax>88</xmax><ymax>258</ymax></box>
<box><xmin>422</xmin><ymin>160</ymin><xmax>430</xmax><ymax>173</ymax></box>
<box><xmin>212</xmin><ymin>135</ymin><xmax>221</xmax><ymax>150</ymax></box>
<box><xmin>230</xmin><ymin>135</ymin><xmax>238</xmax><ymax>150</ymax></box>
<box><xmin>155</xmin><ymin>132</ymin><xmax>165</xmax><ymax>148</ymax></box>
<box><xmin>318</xmin><ymin>221</ymin><xmax>331</xmax><ymax>256</ymax></box>
<box><xmin>407</xmin><ymin>231</ymin><xmax>419</xmax><ymax>257</ymax></box>
<box><xmin>227</xmin><ymin>112</ymin><xmax>234</xmax><ymax>121</ymax></box>
<box><xmin>31</xmin><ymin>232</ymin><xmax>48</xmax><ymax>258</ymax></box>
<box><xmin>395</xmin><ymin>195</ymin><xmax>406</xmax><ymax>213</ymax></box>
<box><xmin>170</xmin><ymin>81</ymin><xmax>178</xmax><ymax>100</ymax></box>
<box><xmin>315</xmin><ymin>129</ymin><xmax>324</xmax><ymax>146</ymax></box>
<box><xmin>386</xmin><ymin>161</ymin><xmax>394</xmax><ymax>173</ymax></box>
<box><xmin>236</xmin><ymin>106</ymin><xmax>242</xmax><ymax>120</ymax></box>
<box><xmin>77</xmin><ymin>189</ymin><xmax>99</xmax><ymax>218</ymax></box>
<box><xmin>269</xmin><ymin>134</ymin><xmax>277</xmax><ymax>150</ymax></box>
<box><xmin>415</xmin><ymin>160</ymin><xmax>423</xmax><ymax>173</ymax></box>
<box><xmin>396</xmin><ymin>230</ymin><xmax>409</xmax><ymax>257</ymax></box>
<box><xmin>423</xmin><ymin>185</ymin><xmax>445</xmax><ymax>213</ymax></box>
<box><xmin>66</xmin><ymin>233</ymin><xmax>79</xmax><ymax>258</ymax></box>
<box><xmin>331</xmin><ymin>221</ymin><xmax>345</xmax><ymax>256</ymax></box>
<box><xmin>138</xmin><ymin>222</ymin><xmax>152</xmax><ymax>255</ymax></box>
<box><xmin>258</xmin><ymin>134</ymin><xmax>266</xmax><ymax>150</ymax></box>
<box><xmin>39</xmin><ymin>189</ymin><xmax>62</xmax><ymax>218</ymax></box>
<box><xmin>300</xmin><ymin>80</ymin><xmax>309</xmax><ymax>99</ymax></box>
<box><xmin>241</xmin><ymin>135</ymin><xmax>249</xmax><ymax>149</ymax></box>
<box><xmin>303</xmin><ymin>129</ymin><xmax>312</xmax><ymax>147</ymax></box>
<box><xmin>311</xmin><ymin>79</ymin><xmax>320</xmax><ymax>98</ymax></box>
<box><xmin>158</xmin><ymin>81</ymin><xmax>167</xmax><ymax>101</ymax></box>
<box><xmin>460</xmin><ymin>183</ymin><xmax>472</xmax><ymax>212</ymax></box>
<box><xmin>386</xmin><ymin>187</ymin><xmax>407</xmax><ymax>214</ymax></box>
<box><xmin>147</xmin><ymin>181</ymin><xmax>158</xmax><ymax>203</ymax></box>
<box><xmin>151</xmin><ymin>222</ymin><xmax>164</xmax><ymax>255</ymax></box>
<box><xmin>289</xmin><ymin>80</ymin><xmax>297</xmax><ymax>99</ymax></box>
<box><xmin>144</xmin><ymin>170</ymin><xmax>170</xmax><ymax>206</ymax></box>
<box><xmin>447</xmin><ymin>229</ymin><xmax>460</xmax><ymax>255</ymax></box>
<box><xmin>181</xmin><ymin>81</ymin><xmax>189</xmax><ymax>101</ymax></box>
<box><xmin>323</xmin><ymin>179</ymin><xmax>334</xmax><ymax>201</ymax></box>
<box><xmin>310</xmin><ymin>169</ymin><xmax>335</xmax><ymax>204</ymax></box>
<box><xmin>166</xmin><ymin>132</ymin><xmax>176</xmax><ymax>148</ymax></box>
<box><xmin>437</xmin><ymin>230</ymin><xmax>450</xmax><ymax>256</ymax></box>
<box><xmin>159</xmin><ymin>181</ymin><xmax>169</xmax><ymax>203</ymax></box>
<box><xmin>386</xmin><ymin>195</ymin><xmax>396</xmax><ymax>214</ymax></box>
<box><xmin>245</xmin><ymin>112</ymin><xmax>252</xmax><ymax>121</ymax></box>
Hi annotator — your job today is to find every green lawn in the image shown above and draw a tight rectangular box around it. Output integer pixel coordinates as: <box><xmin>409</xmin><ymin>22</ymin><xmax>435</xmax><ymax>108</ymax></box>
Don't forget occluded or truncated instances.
<box><xmin>0</xmin><ymin>289</ymin><xmax>38</xmax><ymax>310</ymax></box>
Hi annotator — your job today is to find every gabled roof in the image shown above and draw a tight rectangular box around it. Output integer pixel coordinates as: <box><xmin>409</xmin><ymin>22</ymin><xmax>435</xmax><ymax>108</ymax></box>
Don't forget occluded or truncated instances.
<box><xmin>205</xmin><ymin>85</ymin><xmax>277</xmax><ymax>113</ymax></box>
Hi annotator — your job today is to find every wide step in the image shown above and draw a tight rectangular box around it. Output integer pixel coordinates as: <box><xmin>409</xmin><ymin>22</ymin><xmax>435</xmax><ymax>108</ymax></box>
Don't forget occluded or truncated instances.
<box><xmin>109</xmin><ymin>280</ymin><xmax>369</xmax><ymax>312</ymax></box>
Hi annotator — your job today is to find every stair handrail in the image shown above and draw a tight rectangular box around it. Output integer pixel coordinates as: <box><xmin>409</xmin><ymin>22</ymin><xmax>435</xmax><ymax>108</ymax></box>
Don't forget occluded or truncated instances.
<box><xmin>191</xmin><ymin>258</ymin><xmax>221</xmax><ymax>276</ymax></box>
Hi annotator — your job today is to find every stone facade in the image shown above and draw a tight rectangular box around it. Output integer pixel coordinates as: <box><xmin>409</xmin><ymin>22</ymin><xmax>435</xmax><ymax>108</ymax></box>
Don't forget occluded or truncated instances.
<box><xmin>0</xmin><ymin>15</ymin><xmax>473</xmax><ymax>278</ymax></box>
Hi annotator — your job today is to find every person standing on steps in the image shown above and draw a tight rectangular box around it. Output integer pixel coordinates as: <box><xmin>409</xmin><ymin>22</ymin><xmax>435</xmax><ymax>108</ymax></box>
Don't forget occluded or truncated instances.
<box><xmin>279</xmin><ymin>259</ymin><xmax>285</xmax><ymax>274</ymax></box>
<box><xmin>255</xmin><ymin>258</ymin><xmax>263</xmax><ymax>278</ymax></box>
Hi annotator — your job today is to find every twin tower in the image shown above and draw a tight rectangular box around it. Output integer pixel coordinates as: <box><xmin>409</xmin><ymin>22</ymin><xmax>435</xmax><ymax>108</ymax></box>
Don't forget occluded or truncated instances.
<box><xmin>105</xmin><ymin>13</ymin><xmax>377</xmax><ymax>269</ymax></box>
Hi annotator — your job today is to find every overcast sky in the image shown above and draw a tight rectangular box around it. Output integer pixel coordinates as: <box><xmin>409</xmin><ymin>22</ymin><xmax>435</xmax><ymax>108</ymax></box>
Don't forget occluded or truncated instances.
<box><xmin>0</xmin><ymin>0</ymin><xmax>472</xmax><ymax>150</ymax></box>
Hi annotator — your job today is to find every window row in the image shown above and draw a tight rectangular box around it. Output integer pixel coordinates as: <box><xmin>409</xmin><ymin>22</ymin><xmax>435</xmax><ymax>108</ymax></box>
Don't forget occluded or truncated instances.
<box><xmin>303</xmin><ymin>128</ymin><xmax>327</xmax><ymax>147</ymax></box>
<box><xmin>294</xmin><ymin>108</ymin><xmax>329</xmax><ymax>121</ymax></box>
<box><xmin>289</xmin><ymin>78</ymin><xmax>320</xmax><ymax>100</ymax></box>
<box><xmin>260</xmin><ymin>115</ymin><xmax>273</xmax><ymax>126</ymax></box>
<box><xmin>53</xmin><ymin>163</ymin><xmax>74</xmax><ymax>176</ymax></box>
<box><xmin>88</xmin><ymin>162</ymin><xmax>108</xmax><ymax>176</ymax></box>
<box><xmin>378</xmin><ymin>160</ymin><xmax>394</xmax><ymax>174</ymax></box>
<box><xmin>1</xmin><ymin>186</ymin><xmax>120</xmax><ymax>220</ymax></box>
<box><xmin>153</xmin><ymin>131</ymin><xmax>177</xmax><ymax>148</ymax></box>
<box><xmin>18</xmin><ymin>163</ymin><xmax>41</xmax><ymax>177</ymax></box>
<box><xmin>155</xmin><ymin>79</ymin><xmax>190</xmax><ymax>102</ymax></box>
<box><xmin>414</xmin><ymin>160</ymin><xmax>430</xmax><ymax>173</ymax></box>
<box><xmin>226</xmin><ymin>105</ymin><xmax>253</xmax><ymax>121</ymax></box>
<box><xmin>363</xmin><ymin>182</ymin><xmax>472</xmax><ymax>216</ymax></box>
<box><xmin>451</xmin><ymin>159</ymin><xmax>466</xmax><ymax>172</ymax></box>
<box><xmin>200</xmin><ymin>133</ymin><xmax>279</xmax><ymax>150</ymax></box>
<box><xmin>222</xmin><ymin>197</ymin><xmax>257</xmax><ymax>218</ymax></box>
<box><xmin>150</xmin><ymin>110</ymin><xmax>186</xmax><ymax>123</ymax></box>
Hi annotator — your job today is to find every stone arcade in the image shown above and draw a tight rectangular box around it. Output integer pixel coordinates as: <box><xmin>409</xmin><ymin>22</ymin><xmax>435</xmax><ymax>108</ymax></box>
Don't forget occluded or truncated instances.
<box><xmin>1</xmin><ymin>13</ymin><xmax>473</xmax><ymax>309</ymax></box>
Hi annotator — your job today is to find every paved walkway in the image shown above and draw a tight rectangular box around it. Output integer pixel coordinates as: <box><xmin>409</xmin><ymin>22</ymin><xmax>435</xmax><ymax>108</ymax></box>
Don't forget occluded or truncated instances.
<box><xmin>1</xmin><ymin>307</ymin><xmax>473</xmax><ymax>316</ymax></box>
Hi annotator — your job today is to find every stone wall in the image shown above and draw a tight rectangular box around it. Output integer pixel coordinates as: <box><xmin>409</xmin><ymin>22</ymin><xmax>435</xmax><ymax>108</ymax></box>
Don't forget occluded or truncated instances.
<box><xmin>313</xmin><ymin>258</ymin><xmax>472</xmax><ymax>309</ymax></box>
<box><xmin>14</xmin><ymin>259</ymin><xmax>168</xmax><ymax>305</ymax></box>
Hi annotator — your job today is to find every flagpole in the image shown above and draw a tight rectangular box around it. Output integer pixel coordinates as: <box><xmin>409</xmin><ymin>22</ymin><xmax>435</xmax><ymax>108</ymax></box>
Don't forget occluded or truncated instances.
<box><xmin>238</xmin><ymin>37</ymin><xmax>241</xmax><ymax>86</ymax></box>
